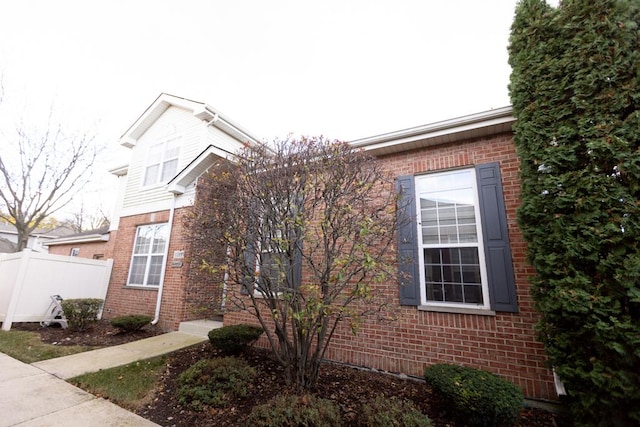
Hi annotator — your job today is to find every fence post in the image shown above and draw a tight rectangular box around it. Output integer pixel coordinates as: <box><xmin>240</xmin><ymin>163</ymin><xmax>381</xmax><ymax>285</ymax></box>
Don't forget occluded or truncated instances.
<box><xmin>1</xmin><ymin>250</ymin><xmax>32</xmax><ymax>331</ymax></box>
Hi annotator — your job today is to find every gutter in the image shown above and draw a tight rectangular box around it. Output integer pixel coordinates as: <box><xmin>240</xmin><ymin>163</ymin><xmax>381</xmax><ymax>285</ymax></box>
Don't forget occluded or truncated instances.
<box><xmin>151</xmin><ymin>194</ymin><xmax>177</xmax><ymax>326</ymax></box>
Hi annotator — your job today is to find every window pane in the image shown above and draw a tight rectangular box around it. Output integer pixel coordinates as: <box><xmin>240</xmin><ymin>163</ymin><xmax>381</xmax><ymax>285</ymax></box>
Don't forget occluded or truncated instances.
<box><xmin>161</xmin><ymin>159</ymin><xmax>178</xmax><ymax>182</ymax></box>
<box><xmin>129</xmin><ymin>256</ymin><xmax>147</xmax><ymax>284</ymax></box>
<box><xmin>134</xmin><ymin>227</ymin><xmax>153</xmax><ymax>254</ymax></box>
<box><xmin>144</xmin><ymin>164</ymin><xmax>159</xmax><ymax>186</ymax></box>
<box><xmin>463</xmin><ymin>285</ymin><xmax>483</xmax><ymax>303</ymax></box>
<box><xmin>147</xmin><ymin>256</ymin><xmax>164</xmax><ymax>286</ymax></box>
<box><xmin>152</xmin><ymin>225</ymin><xmax>168</xmax><ymax>253</ymax></box>
<box><xmin>424</xmin><ymin>247</ymin><xmax>483</xmax><ymax>305</ymax></box>
<box><xmin>422</xmin><ymin>226</ymin><xmax>439</xmax><ymax>244</ymax></box>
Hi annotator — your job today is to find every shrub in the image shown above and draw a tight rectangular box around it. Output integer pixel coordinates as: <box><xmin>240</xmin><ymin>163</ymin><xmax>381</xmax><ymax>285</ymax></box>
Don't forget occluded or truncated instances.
<box><xmin>359</xmin><ymin>393</ymin><xmax>431</xmax><ymax>427</ymax></box>
<box><xmin>207</xmin><ymin>324</ymin><xmax>264</xmax><ymax>355</ymax></box>
<box><xmin>246</xmin><ymin>394</ymin><xmax>341</xmax><ymax>427</ymax></box>
<box><xmin>509</xmin><ymin>1</ymin><xmax>640</xmax><ymax>424</ymax></box>
<box><xmin>61</xmin><ymin>298</ymin><xmax>104</xmax><ymax>332</ymax></box>
<box><xmin>424</xmin><ymin>364</ymin><xmax>523</xmax><ymax>427</ymax></box>
<box><xmin>110</xmin><ymin>315</ymin><xmax>152</xmax><ymax>333</ymax></box>
<box><xmin>177</xmin><ymin>357</ymin><xmax>255</xmax><ymax>410</ymax></box>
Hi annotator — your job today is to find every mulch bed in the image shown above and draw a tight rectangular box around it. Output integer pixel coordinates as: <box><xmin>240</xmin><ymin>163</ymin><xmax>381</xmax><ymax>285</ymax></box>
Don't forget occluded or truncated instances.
<box><xmin>13</xmin><ymin>321</ymin><xmax>567</xmax><ymax>426</ymax></box>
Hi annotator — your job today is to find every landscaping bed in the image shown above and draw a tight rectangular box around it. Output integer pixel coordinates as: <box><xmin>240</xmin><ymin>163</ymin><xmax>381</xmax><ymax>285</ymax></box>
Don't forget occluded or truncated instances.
<box><xmin>15</xmin><ymin>322</ymin><xmax>564</xmax><ymax>426</ymax></box>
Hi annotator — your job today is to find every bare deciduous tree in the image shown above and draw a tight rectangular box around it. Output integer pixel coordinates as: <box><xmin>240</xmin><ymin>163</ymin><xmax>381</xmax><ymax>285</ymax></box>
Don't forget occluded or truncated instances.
<box><xmin>187</xmin><ymin>136</ymin><xmax>400</xmax><ymax>390</ymax></box>
<box><xmin>0</xmin><ymin>102</ymin><xmax>100</xmax><ymax>250</ymax></box>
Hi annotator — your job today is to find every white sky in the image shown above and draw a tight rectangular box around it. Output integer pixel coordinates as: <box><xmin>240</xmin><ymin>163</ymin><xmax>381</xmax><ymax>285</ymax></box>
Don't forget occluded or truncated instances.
<box><xmin>0</xmin><ymin>0</ymin><xmax>537</xmax><ymax>217</ymax></box>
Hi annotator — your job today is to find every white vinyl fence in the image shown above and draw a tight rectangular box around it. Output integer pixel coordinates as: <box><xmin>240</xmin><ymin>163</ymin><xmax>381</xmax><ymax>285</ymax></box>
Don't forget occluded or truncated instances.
<box><xmin>0</xmin><ymin>250</ymin><xmax>113</xmax><ymax>331</ymax></box>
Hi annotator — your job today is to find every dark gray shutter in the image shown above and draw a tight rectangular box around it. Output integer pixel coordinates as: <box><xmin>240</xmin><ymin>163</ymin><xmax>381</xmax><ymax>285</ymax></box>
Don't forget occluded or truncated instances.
<box><xmin>241</xmin><ymin>239</ymin><xmax>255</xmax><ymax>295</ymax></box>
<box><xmin>476</xmin><ymin>163</ymin><xmax>519</xmax><ymax>312</ymax></box>
<box><xmin>396</xmin><ymin>175</ymin><xmax>421</xmax><ymax>306</ymax></box>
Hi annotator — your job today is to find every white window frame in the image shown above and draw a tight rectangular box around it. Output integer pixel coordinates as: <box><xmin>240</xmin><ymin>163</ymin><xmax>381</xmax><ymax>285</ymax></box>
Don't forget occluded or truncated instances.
<box><xmin>415</xmin><ymin>168</ymin><xmax>490</xmax><ymax>309</ymax></box>
<box><xmin>127</xmin><ymin>223</ymin><xmax>169</xmax><ymax>287</ymax></box>
<box><xmin>142</xmin><ymin>137</ymin><xmax>181</xmax><ymax>187</ymax></box>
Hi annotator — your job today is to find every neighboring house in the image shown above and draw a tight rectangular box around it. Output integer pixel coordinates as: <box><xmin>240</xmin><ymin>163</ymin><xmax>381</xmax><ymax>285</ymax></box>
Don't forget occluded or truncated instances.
<box><xmin>102</xmin><ymin>94</ymin><xmax>556</xmax><ymax>402</ymax></box>
<box><xmin>0</xmin><ymin>223</ymin><xmax>75</xmax><ymax>253</ymax></box>
<box><xmin>42</xmin><ymin>226</ymin><xmax>110</xmax><ymax>259</ymax></box>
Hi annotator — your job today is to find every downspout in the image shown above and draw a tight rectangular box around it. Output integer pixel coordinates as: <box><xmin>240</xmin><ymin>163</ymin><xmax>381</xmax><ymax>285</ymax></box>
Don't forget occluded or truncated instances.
<box><xmin>151</xmin><ymin>193</ymin><xmax>178</xmax><ymax>325</ymax></box>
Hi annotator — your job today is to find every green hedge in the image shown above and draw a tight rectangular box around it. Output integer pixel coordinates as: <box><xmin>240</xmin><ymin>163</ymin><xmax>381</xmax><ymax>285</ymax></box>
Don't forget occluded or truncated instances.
<box><xmin>247</xmin><ymin>394</ymin><xmax>341</xmax><ymax>427</ymax></box>
<box><xmin>110</xmin><ymin>315</ymin><xmax>152</xmax><ymax>333</ymax></box>
<box><xmin>208</xmin><ymin>324</ymin><xmax>264</xmax><ymax>355</ymax></box>
<box><xmin>177</xmin><ymin>357</ymin><xmax>255</xmax><ymax>410</ymax></box>
<box><xmin>424</xmin><ymin>364</ymin><xmax>523</xmax><ymax>427</ymax></box>
<box><xmin>60</xmin><ymin>298</ymin><xmax>104</xmax><ymax>332</ymax></box>
<box><xmin>359</xmin><ymin>394</ymin><xmax>431</xmax><ymax>427</ymax></box>
<box><xmin>509</xmin><ymin>1</ymin><xmax>640</xmax><ymax>424</ymax></box>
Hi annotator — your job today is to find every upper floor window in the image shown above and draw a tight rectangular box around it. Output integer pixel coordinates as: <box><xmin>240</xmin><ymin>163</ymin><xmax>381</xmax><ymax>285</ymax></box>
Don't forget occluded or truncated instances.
<box><xmin>128</xmin><ymin>223</ymin><xmax>169</xmax><ymax>287</ymax></box>
<box><xmin>143</xmin><ymin>137</ymin><xmax>180</xmax><ymax>186</ymax></box>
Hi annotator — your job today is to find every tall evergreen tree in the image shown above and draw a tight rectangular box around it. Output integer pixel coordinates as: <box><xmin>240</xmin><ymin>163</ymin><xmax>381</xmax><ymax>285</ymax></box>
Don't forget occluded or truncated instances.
<box><xmin>509</xmin><ymin>0</ymin><xmax>640</xmax><ymax>424</ymax></box>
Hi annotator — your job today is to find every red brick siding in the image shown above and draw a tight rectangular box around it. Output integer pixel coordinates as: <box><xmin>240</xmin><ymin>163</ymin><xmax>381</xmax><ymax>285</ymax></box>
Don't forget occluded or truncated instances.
<box><xmin>103</xmin><ymin>209</ymin><xmax>193</xmax><ymax>331</ymax></box>
<box><xmin>225</xmin><ymin>132</ymin><xmax>556</xmax><ymax>401</ymax></box>
<box><xmin>47</xmin><ymin>241</ymin><xmax>110</xmax><ymax>259</ymax></box>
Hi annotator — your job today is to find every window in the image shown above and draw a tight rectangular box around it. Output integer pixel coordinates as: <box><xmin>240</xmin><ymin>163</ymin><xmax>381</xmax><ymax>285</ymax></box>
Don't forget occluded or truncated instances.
<box><xmin>396</xmin><ymin>163</ymin><xmax>518</xmax><ymax>312</ymax></box>
<box><xmin>127</xmin><ymin>224</ymin><xmax>169</xmax><ymax>287</ymax></box>
<box><xmin>70</xmin><ymin>247</ymin><xmax>80</xmax><ymax>257</ymax></box>
<box><xmin>143</xmin><ymin>137</ymin><xmax>180</xmax><ymax>186</ymax></box>
<box><xmin>416</xmin><ymin>168</ymin><xmax>488</xmax><ymax>307</ymax></box>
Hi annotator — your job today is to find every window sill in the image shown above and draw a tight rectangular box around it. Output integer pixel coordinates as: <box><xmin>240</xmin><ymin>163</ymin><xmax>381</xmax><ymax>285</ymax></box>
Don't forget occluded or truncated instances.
<box><xmin>123</xmin><ymin>285</ymin><xmax>159</xmax><ymax>291</ymax></box>
<box><xmin>418</xmin><ymin>305</ymin><xmax>496</xmax><ymax>316</ymax></box>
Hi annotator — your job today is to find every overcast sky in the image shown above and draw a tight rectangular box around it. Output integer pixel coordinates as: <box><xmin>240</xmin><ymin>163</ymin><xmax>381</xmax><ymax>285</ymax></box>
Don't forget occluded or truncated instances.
<box><xmin>0</xmin><ymin>0</ymin><xmax>546</xmax><ymax>217</ymax></box>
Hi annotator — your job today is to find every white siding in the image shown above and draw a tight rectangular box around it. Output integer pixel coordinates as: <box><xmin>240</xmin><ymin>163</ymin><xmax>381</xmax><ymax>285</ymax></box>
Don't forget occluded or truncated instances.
<box><xmin>121</xmin><ymin>105</ymin><xmax>250</xmax><ymax>213</ymax></box>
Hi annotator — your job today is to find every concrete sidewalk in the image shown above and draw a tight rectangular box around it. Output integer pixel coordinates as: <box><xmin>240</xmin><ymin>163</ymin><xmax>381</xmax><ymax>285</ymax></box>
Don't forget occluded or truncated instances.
<box><xmin>0</xmin><ymin>332</ymin><xmax>208</xmax><ymax>426</ymax></box>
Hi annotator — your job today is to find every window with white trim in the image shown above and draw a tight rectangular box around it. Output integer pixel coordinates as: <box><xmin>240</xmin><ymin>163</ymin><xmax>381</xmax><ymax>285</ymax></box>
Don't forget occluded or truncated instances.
<box><xmin>143</xmin><ymin>137</ymin><xmax>180</xmax><ymax>186</ymax></box>
<box><xmin>416</xmin><ymin>168</ymin><xmax>489</xmax><ymax>307</ymax></box>
<box><xmin>127</xmin><ymin>223</ymin><xmax>169</xmax><ymax>287</ymax></box>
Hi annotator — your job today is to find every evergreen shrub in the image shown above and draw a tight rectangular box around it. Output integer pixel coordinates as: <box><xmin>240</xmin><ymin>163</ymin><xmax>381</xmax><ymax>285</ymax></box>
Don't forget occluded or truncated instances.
<box><xmin>177</xmin><ymin>357</ymin><xmax>255</xmax><ymax>410</ymax></box>
<box><xmin>246</xmin><ymin>394</ymin><xmax>341</xmax><ymax>427</ymax></box>
<box><xmin>359</xmin><ymin>393</ymin><xmax>431</xmax><ymax>427</ymax></box>
<box><xmin>424</xmin><ymin>364</ymin><xmax>523</xmax><ymax>427</ymax></box>
<box><xmin>207</xmin><ymin>324</ymin><xmax>264</xmax><ymax>355</ymax></box>
<box><xmin>509</xmin><ymin>0</ymin><xmax>640</xmax><ymax>424</ymax></box>
<box><xmin>60</xmin><ymin>298</ymin><xmax>104</xmax><ymax>332</ymax></box>
<box><xmin>110</xmin><ymin>315</ymin><xmax>152</xmax><ymax>333</ymax></box>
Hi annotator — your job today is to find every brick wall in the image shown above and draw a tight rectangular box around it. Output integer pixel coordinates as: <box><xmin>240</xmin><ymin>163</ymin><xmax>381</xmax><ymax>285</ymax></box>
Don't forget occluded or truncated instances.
<box><xmin>224</xmin><ymin>132</ymin><xmax>557</xmax><ymax>401</ymax></box>
<box><xmin>47</xmin><ymin>241</ymin><xmax>110</xmax><ymax>259</ymax></box>
<box><xmin>103</xmin><ymin>208</ymin><xmax>193</xmax><ymax>331</ymax></box>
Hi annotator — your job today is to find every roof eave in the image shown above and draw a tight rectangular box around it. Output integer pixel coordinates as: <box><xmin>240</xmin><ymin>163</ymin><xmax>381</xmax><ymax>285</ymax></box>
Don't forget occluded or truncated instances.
<box><xmin>42</xmin><ymin>233</ymin><xmax>110</xmax><ymax>246</ymax></box>
<box><xmin>349</xmin><ymin>106</ymin><xmax>515</xmax><ymax>156</ymax></box>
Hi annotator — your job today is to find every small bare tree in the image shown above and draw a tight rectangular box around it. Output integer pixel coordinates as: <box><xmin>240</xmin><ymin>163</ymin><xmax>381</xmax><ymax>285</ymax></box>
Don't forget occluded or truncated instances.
<box><xmin>188</xmin><ymin>136</ymin><xmax>400</xmax><ymax>389</ymax></box>
<box><xmin>0</xmin><ymin>107</ymin><xmax>99</xmax><ymax>250</ymax></box>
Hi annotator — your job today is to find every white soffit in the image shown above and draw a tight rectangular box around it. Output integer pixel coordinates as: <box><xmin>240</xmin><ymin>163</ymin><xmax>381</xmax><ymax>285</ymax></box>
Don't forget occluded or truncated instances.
<box><xmin>350</xmin><ymin>106</ymin><xmax>515</xmax><ymax>156</ymax></box>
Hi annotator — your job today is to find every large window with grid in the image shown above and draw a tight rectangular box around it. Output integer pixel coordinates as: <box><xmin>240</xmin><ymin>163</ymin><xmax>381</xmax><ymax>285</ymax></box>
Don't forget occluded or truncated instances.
<box><xmin>416</xmin><ymin>168</ymin><xmax>489</xmax><ymax>307</ymax></box>
<box><xmin>143</xmin><ymin>137</ymin><xmax>180</xmax><ymax>186</ymax></box>
<box><xmin>127</xmin><ymin>224</ymin><xmax>169</xmax><ymax>287</ymax></box>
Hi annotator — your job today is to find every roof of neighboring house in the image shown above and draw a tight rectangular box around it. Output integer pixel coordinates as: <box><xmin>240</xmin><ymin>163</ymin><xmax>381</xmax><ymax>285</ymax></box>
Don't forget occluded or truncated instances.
<box><xmin>41</xmin><ymin>226</ymin><xmax>110</xmax><ymax>247</ymax></box>
<box><xmin>349</xmin><ymin>106</ymin><xmax>515</xmax><ymax>156</ymax></box>
<box><xmin>0</xmin><ymin>223</ymin><xmax>76</xmax><ymax>239</ymax></box>
<box><xmin>0</xmin><ymin>237</ymin><xmax>17</xmax><ymax>253</ymax></box>
<box><xmin>119</xmin><ymin>93</ymin><xmax>262</xmax><ymax>149</ymax></box>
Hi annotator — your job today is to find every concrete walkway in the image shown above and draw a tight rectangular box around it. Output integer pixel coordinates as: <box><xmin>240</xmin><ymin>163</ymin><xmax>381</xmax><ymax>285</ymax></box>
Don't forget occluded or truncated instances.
<box><xmin>0</xmin><ymin>332</ymin><xmax>207</xmax><ymax>426</ymax></box>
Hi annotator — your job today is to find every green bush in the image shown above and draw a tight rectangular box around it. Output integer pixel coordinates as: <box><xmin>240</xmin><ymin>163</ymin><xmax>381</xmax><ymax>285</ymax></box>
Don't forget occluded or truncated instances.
<box><xmin>246</xmin><ymin>394</ymin><xmax>341</xmax><ymax>427</ymax></box>
<box><xmin>207</xmin><ymin>324</ymin><xmax>264</xmax><ymax>355</ymax></box>
<box><xmin>177</xmin><ymin>357</ymin><xmax>255</xmax><ymax>410</ymax></box>
<box><xmin>509</xmin><ymin>0</ymin><xmax>640</xmax><ymax>424</ymax></box>
<box><xmin>359</xmin><ymin>394</ymin><xmax>431</xmax><ymax>427</ymax></box>
<box><xmin>424</xmin><ymin>364</ymin><xmax>523</xmax><ymax>427</ymax></box>
<box><xmin>110</xmin><ymin>315</ymin><xmax>152</xmax><ymax>333</ymax></box>
<box><xmin>61</xmin><ymin>298</ymin><xmax>104</xmax><ymax>332</ymax></box>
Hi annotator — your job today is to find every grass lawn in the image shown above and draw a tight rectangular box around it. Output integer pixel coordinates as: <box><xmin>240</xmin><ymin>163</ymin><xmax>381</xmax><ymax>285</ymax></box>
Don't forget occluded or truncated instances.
<box><xmin>69</xmin><ymin>356</ymin><xmax>167</xmax><ymax>410</ymax></box>
<box><xmin>0</xmin><ymin>329</ymin><xmax>96</xmax><ymax>363</ymax></box>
